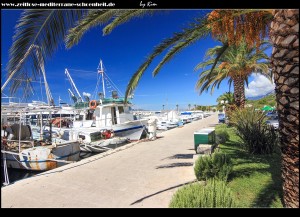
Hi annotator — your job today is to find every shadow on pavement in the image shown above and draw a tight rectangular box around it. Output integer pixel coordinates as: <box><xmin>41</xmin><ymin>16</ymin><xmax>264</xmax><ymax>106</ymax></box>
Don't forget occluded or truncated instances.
<box><xmin>161</xmin><ymin>154</ymin><xmax>194</xmax><ymax>160</ymax></box>
<box><xmin>156</xmin><ymin>162</ymin><xmax>193</xmax><ymax>169</ymax></box>
<box><xmin>130</xmin><ymin>180</ymin><xmax>196</xmax><ymax>206</ymax></box>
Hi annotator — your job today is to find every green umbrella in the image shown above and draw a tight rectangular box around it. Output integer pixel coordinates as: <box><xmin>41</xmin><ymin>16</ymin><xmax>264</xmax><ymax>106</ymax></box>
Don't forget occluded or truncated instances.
<box><xmin>261</xmin><ymin>105</ymin><xmax>274</xmax><ymax>111</ymax></box>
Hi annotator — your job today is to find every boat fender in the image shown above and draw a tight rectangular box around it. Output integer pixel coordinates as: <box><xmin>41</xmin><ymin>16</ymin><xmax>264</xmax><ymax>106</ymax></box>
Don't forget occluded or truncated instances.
<box><xmin>101</xmin><ymin>129</ymin><xmax>113</xmax><ymax>139</ymax></box>
<box><xmin>110</xmin><ymin>129</ymin><xmax>114</xmax><ymax>138</ymax></box>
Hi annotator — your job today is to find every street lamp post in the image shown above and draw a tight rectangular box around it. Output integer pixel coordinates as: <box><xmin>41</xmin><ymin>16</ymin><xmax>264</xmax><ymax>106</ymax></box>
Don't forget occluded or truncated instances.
<box><xmin>220</xmin><ymin>100</ymin><xmax>228</xmax><ymax>114</ymax></box>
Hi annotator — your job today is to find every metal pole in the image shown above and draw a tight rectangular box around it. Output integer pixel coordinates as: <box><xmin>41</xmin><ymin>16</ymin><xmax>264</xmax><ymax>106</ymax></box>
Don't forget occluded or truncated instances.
<box><xmin>99</xmin><ymin>60</ymin><xmax>106</xmax><ymax>98</ymax></box>
<box><xmin>40</xmin><ymin>112</ymin><xmax>43</xmax><ymax>140</ymax></box>
<box><xmin>49</xmin><ymin>111</ymin><xmax>52</xmax><ymax>144</ymax></box>
<box><xmin>18</xmin><ymin>113</ymin><xmax>22</xmax><ymax>153</ymax></box>
<box><xmin>65</xmin><ymin>69</ymin><xmax>82</xmax><ymax>102</ymax></box>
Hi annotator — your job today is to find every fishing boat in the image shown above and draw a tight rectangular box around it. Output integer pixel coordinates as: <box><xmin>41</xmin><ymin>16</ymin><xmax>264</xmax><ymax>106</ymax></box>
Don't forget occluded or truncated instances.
<box><xmin>1</xmin><ymin>45</ymin><xmax>80</xmax><ymax>172</ymax></box>
<box><xmin>60</xmin><ymin>60</ymin><xmax>149</xmax><ymax>141</ymax></box>
<box><xmin>2</xmin><ymin>138</ymin><xmax>80</xmax><ymax>171</ymax></box>
<box><xmin>1</xmin><ymin>107</ymin><xmax>80</xmax><ymax>171</ymax></box>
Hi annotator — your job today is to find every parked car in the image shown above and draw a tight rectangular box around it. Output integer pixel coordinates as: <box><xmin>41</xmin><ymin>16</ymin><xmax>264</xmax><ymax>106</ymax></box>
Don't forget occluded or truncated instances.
<box><xmin>218</xmin><ymin>113</ymin><xmax>226</xmax><ymax>123</ymax></box>
<box><xmin>266</xmin><ymin>118</ymin><xmax>279</xmax><ymax>130</ymax></box>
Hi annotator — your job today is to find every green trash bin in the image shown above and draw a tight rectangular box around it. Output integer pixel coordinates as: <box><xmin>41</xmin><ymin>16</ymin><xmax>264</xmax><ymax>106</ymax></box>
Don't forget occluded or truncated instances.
<box><xmin>194</xmin><ymin>128</ymin><xmax>215</xmax><ymax>152</ymax></box>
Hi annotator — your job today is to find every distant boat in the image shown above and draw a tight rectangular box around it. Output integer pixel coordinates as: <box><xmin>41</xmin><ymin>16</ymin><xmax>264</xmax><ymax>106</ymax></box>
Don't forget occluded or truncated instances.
<box><xmin>180</xmin><ymin>112</ymin><xmax>193</xmax><ymax>124</ymax></box>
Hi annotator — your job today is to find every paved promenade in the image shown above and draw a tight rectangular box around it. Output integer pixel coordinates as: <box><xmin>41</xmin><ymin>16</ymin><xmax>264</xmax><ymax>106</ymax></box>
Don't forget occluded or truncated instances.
<box><xmin>1</xmin><ymin>114</ymin><xmax>218</xmax><ymax>208</ymax></box>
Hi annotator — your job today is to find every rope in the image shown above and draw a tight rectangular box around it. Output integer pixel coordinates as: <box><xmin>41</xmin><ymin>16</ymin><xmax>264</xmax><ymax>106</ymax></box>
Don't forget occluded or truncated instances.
<box><xmin>92</xmin><ymin>72</ymin><xmax>101</xmax><ymax>100</ymax></box>
<box><xmin>103</xmin><ymin>71</ymin><xmax>124</xmax><ymax>97</ymax></box>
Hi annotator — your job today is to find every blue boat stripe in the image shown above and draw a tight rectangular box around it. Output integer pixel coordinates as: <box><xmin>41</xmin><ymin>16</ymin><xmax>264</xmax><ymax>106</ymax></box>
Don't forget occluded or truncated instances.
<box><xmin>114</xmin><ymin>125</ymin><xmax>144</xmax><ymax>133</ymax></box>
<box><xmin>4</xmin><ymin>151</ymin><xmax>80</xmax><ymax>163</ymax></box>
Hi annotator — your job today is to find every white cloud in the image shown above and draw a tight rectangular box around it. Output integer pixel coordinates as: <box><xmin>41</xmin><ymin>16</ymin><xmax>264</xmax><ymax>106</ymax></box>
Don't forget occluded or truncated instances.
<box><xmin>245</xmin><ymin>74</ymin><xmax>275</xmax><ymax>97</ymax></box>
<box><xmin>83</xmin><ymin>92</ymin><xmax>91</xmax><ymax>97</ymax></box>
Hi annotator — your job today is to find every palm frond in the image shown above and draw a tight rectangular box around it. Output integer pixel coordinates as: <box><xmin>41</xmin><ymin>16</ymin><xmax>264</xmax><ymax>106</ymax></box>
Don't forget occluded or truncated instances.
<box><xmin>7</xmin><ymin>9</ymin><xmax>85</xmax><ymax>96</ymax></box>
<box><xmin>194</xmin><ymin>59</ymin><xmax>215</xmax><ymax>71</ymax></box>
<box><xmin>65</xmin><ymin>9</ymin><xmax>121</xmax><ymax>48</ymax></box>
<box><xmin>103</xmin><ymin>9</ymin><xmax>157</xmax><ymax>36</ymax></box>
<box><xmin>206</xmin><ymin>42</ymin><xmax>228</xmax><ymax>77</ymax></box>
<box><xmin>152</xmin><ymin>25</ymin><xmax>211</xmax><ymax>76</ymax></box>
<box><xmin>204</xmin><ymin>45</ymin><xmax>223</xmax><ymax>58</ymax></box>
<box><xmin>125</xmin><ymin>17</ymin><xmax>211</xmax><ymax>101</ymax></box>
<box><xmin>196</xmin><ymin>68</ymin><xmax>227</xmax><ymax>95</ymax></box>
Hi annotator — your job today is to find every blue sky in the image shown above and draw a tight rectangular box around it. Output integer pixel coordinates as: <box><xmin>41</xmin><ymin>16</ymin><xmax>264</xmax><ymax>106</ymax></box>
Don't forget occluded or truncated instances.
<box><xmin>1</xmin><ymin>10</ymin><xmax>274</xmax><ymax>110</ymax></box>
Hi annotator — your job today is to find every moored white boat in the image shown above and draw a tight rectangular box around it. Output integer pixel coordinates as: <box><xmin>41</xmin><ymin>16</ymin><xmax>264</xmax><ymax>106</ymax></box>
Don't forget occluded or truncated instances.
<box><xmin>58</xmin><ymin>60</ymin><xmax>149</xmax><ymax>142</ymax></box>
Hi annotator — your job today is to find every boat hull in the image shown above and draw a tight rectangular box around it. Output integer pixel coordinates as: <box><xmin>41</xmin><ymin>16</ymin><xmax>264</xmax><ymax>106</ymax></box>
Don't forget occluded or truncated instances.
<box><xmin>112</xmin><ymin>121</ymin><xmax>147</xmax><ymax>141</ymax></box>
<box><xmin>2</xmin><ymin>141</ymin><xmax>80</xmax><ymax>171</ymax></box>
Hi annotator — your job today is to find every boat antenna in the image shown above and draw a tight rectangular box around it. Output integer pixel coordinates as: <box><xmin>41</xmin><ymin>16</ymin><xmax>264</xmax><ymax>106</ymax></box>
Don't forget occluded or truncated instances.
<box><xmin>97</xmin><ymin>59</ymin><xmax>106</xmax><ymax>98</ymax></box>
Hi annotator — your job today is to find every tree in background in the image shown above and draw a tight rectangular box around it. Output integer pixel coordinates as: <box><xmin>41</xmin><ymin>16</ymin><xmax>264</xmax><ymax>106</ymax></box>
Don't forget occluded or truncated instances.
<box><xmin>195</xmin><ymin>40</ymin><xmax>271</xmax><ymax>108</ymax></box>
<box><xmin>216</xmin><ymin>92</ymin><xmax>234</xmax><ymax>111</ymax></box>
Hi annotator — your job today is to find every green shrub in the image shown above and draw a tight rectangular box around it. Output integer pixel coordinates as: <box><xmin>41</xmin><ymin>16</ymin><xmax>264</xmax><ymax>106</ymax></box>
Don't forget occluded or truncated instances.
<box><xmin>194</xmin><ymin>152</ymin><xmax>232</xmax><ymax>181</ymax></box>
<box><xmin>211</xmin><ymin>152</ymin><xmax>233</xmax><ymax>181</ymax></box>
<box><xmin>239</xmin><ymin>124</ymin><xmax>278</xmax><ymax>155</ymax></box>
<box><xmin>194</xmin><ymin>155</ymin><xmax>213</xmax><ymax>180</ymax></box>
<box><xmin>215</xmin><ymin>128</ymin><xmax>230</xmax><ymax>144</ymax></box>
<box><xmin>169</xmin><ymin>179</ymin><xmax>236</xmax><ymax>208</ymax></box>
<box><xmin>229</xmin><ymin>107</ymin><xmax>278</xmax><ymax>154</ymax></box>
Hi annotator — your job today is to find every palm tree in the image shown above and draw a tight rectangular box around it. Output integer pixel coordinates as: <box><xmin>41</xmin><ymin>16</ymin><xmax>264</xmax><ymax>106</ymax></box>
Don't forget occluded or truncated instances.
<box><xmin>269</xmin><ymin>9</ymin><xmax>299</xmax><ymax>208</ymax></box>
<box><xmin>208</xmin><ymin>9</ymin><xmax>299</xmax><ymax>207</ymax></box>
<box><xmin>195</xmin><ymin>40</ymin><xmax>271</xmax><ymax>108</ymax></box>
<box><xmin>162</xmin><ymin>104</ymin><xmax>165</xmax><ymax>111</ymax></box>
<box><xmin>176</xmin><ymin>104</ymin><xmax>179</xmax><ymax>113</ymax></box>
<box><xmin>194</xmin><ymin>104</ymin><xmax>197</xmax><ymax>110</ymax></box>
<box><xmin>216</xmin><ymin>92</ymin><xmax>234</xmax><ymax>111</ymax></box>
<box><xmin>188</xmin><ymin>104</ymin><xmax>191</xmax><ymax>110</ymax></box>
<box><xmin>217</xmin><ymin>92</ymin><xmax>234</xmax><ymax>105</ymax></box>
<box><xmin>207</xmin><ymin>9</ymin><xmax>299</xmax><ymax>208</ymax></box>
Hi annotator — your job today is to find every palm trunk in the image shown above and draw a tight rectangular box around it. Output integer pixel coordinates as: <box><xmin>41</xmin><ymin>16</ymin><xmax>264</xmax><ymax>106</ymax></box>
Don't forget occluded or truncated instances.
<box><xmin>270</xmin><ymin>9</ymin><xmax>299</xmax><ymax>208</ymax></box>
<box><xmin>239</xmin><ymin>78</ymin><xmax>245</xmax><ymax>108</ymax></box>
<box><xmin>233</xmin><ymin>76</ymin><xmax>245</xmax><ymax>108</ymax></box>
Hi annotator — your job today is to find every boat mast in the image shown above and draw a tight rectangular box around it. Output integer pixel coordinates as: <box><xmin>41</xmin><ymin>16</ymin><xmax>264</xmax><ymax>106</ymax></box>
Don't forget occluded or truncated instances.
<box><xmin>97</xmin><ymin>59</ymin><xmax>105</xmax><ymax>98</ymax></box>
<box><xmin>39</xmin><ymin>57</ymin><xmax>54</xmax><ymax>106</ymax></box>
<box><xmin>65</xmin><ymin>68</ymin><xmax>83</xmax><ymax>102</ymax></box>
